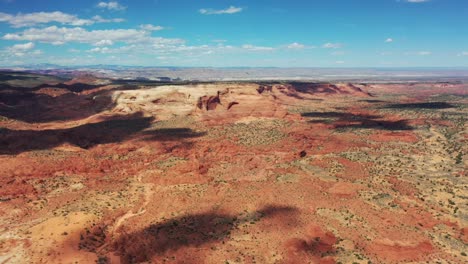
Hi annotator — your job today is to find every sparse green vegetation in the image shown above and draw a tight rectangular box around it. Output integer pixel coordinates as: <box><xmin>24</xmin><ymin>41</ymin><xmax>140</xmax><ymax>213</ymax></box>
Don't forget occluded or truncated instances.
<box><xmin>455</xmin><ymin>152</ymin><xmax>463</xmax><ymax>164</ymax></box>
<box><xmin>1</xmin><ymin>76</ymin><xmax>466</xmax><ymax>263</ymax></box>
<box><xmin>214</xmin><ymin>120</ymin><xmax>288</xmax><ymax>146</ymax></box>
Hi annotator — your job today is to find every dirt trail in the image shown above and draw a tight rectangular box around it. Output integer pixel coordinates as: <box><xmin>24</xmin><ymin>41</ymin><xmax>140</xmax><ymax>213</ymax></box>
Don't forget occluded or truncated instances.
<box><xmin>98</xmin><ymin>175</ymin><xmax>156</xmax><ymax>253</ymax></box>
<box><xmin>112</xmin><ymin>184</ymin><xmax>154</xmax><ymax>234</ymax></box>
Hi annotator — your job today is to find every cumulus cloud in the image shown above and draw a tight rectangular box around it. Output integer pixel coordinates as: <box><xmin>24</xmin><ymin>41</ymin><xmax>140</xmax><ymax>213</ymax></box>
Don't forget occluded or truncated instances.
<box><xmin>287</xmin><ymin>42</ymin><xmax>305</xmax><ymax>49</ymax></box>
<box><xmin>92</xmin><ymin>15</ymin><xmax>125</xmax><ymax>23</ymax></box>
<box><xmin>88</xmin><ymin>47</ymin><xmax>111</xmax><ymax>53</ymax></box>
<box><xmin>3</xmin><ymin>42</ymin><xmax>42</xmax><ymax>57</ymax></box>
<box><xmin>31</xmin><ymin>50</ymin><xmax>42</xmax><ymax>55</ymax></box>
<box><xmin>242</xmin><ymin>44</ymin><xmax>275</xmax><ymax>51</ymax></box>
<box><xmin>94</xmin><ymin>39</ymin><xmax>114</xmax><ymax>46</ymax></box>
<box><xmin>139</xmin><ymin>24</ymin><xmax>164</xmax><ymax>31</ymax></box>
<box><xmin>2</xmin><ymin>26</ymin><xmax>184</xmax><ymax>47</ymax></box>
<box><xmin>0</xmin><ymin>11</ymin><xmax>124</xmax><ymax>27</ymax></box>
<box><xmin>9</xmin><ymin>42</ymin><xmax>34</xmax><ymax>51</ymax></box>
<box><xmin>199</xmin><ymin>6</ymin><xmax>243</xmax><ymax>15</ymax></box>
<box><xmin>385</xmin><ymin>38</ymin><xmax>393</xmax><ymax>43</ymax></box>
<box><xmin>0</xmin><ymin>11</ymin><xmax>93</xmax><ymax>27</ymax></box>
<box><xmin>83</xmin><ymin>43</ymin><xmax>232</xmax><ymax>57</ymax></box>
<box><xmin>97</xmin><ymin>1</ymin><xmax>127</xmax><ymax>11</ymax></box>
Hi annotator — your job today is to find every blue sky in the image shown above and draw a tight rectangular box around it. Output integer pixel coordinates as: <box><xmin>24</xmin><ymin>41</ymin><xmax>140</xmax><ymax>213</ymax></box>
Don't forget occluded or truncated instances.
<box><xmin>0</xmin><ymin>0</ymin><xmax>467</xmax><ymax>67</ymax></box>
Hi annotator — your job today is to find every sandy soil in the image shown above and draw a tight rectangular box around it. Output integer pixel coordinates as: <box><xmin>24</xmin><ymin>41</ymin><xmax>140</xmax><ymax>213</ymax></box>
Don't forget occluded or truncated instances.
<box><xmin>0</xmin><ymin>80</ymin><xmax>466</xmax><ymax>263</ymax></box>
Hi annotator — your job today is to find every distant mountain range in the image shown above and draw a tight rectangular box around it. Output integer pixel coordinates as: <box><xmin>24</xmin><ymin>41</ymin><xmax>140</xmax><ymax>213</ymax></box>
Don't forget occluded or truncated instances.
<box><xmin>1</xmin><ymin>64</ymin><xmax>468</xmax><ymax>82</ymax></box>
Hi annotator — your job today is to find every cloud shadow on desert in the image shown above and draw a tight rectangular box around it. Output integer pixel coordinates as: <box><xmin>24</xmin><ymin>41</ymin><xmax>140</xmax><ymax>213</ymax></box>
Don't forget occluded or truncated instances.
<box><xmin>383</xmin><ymin>102</ymin><xmax>455</xmax><ymax>110</ymax></box>
<box><xmin>302</xmin><ymin>111</ymin><xmax>413</xmax><ymax>131</ymax></box>
<box><xmin>0</xmin><ymin>82</ymin><xmax>141</xmax><ymax>123</ymax></box>
<box><xmin>0</xmin><ymin>113</ymin><xmax>205</xmax><ymax>155</ymax></box>
<box><xmin>0</xmin><ymin>86</ymin><xmax>116</xmax><ymax>123</ymax></box>
<box><xmin>101</xmin><ymin>205</ymin><xmax>298</xmax><ymax>263</ymax></box>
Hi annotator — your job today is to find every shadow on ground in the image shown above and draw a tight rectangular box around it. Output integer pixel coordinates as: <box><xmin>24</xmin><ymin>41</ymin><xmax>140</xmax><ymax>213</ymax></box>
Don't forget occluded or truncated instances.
<box><xmin>35</xmin><ymin>82</ymin><xmax>103</xmax><ymax>93</ymax></box>
<box><xmin>0</xmin><ymin>113</ymin><xmax>205</xmax><ymax>155</ymax></box>
<box><xmin>360</xmin><ymin>99</ymin><xmax>386</xmax><ymax>103</ymax></box>
<box><xmin>383</xmin><ymin>102</ymin><xmax>455</xmax><ymax>110</ymax></box>
<box><xmin>0</xmin><ymin>74</ymin><xmax>38</xmax><ymax>82</ymax></box>
<box><xmin>142</xmin><ymin>128</ymin><xmax>206</xmax><ymax>141</ymax></box>
<box><xmin>103</xmin><ymin>205</ymin><xmax>297</xmax><ymax>263</ymax></box>
<box><xmin>302</xmin><ymin>111</ymin><xmax>413</xmax><ymax>131</ymax></box>
<box><xmin>0</xmin><ymin>85</ymin><xmax>116</xmax><ymax>123</ymax></box>
<box><xmin>289</xmin><ymin>82</ymin><xmax>371</xmax><ymax>96</ymax></box>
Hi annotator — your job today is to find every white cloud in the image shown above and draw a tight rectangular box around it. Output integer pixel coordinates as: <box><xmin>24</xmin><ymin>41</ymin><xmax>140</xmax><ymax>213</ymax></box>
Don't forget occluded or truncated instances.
<box><xmin>199</xmin><ymin>6</ymin><xmax>243</xmax><ymax>15</ymax></box>
<box><xmin>335</xmin><ymin>61</ymin><xmax>345</xmax><ymax>64</ymax></box>
<box><xmin>457</xmin><ymin>51</ymin><xmax>468</xmax><ymax>56</ymax></box>
<box><xmin>9</xmin><ymin>42</ymin><xmax>34</xmax><ymax>51</ymax></box>
<box><xmin>385</xmin><ymin>38</ymin><xmax>393</xmax><ymax>43</ymax></box>
<box><xmin>404</xmin><ymin>51</ymin><xmax>432</xmax><ymax>56</ymax></box>
<box><xmin>83</xmin><ymin>43</ymin><xmax>234</xmax><ymax>57</ymax></box>
<box><xmin>97</xmin><ymin>1</ymin><xmax>127</xmax><ymax>11</ymax></box>
<box><xmin>0</xmin><ymin>11</ymin><xmax>93</xmax><ymax>27</ymax></box>
<box><xmin>242</xmin><ymin>44</ymin><xmax>275</xmax><ymax>51</ymax></box>
<box><xmin>417</xmin><ymin>51</ymin><xmax>431</xmax><ymax>55</ymax></box>
<box><xmin>139</xmin><ymin>24</ymin><xmax>164</xmax><ymax>31</ymax></box>
<box><xmin>322</xmin><ymin>42</ymin><xmax>342</xmax><ymax>49</ymax></box>
<box><xmin>31</xmin><ymin>50</ymin><xmax>42</xmax><ymax>55</ymax></box>
<box><xmin>2</xmin><ymin>26</ymin><xmax>184</xmax><ymax>47</ymax></box>
<box><xmin>88</xmin><ymin>47</ymin><xmax>110</xmax><ymax>53</ymax></box>
<box><xmin>2</xmin><ymin>42</ymin><xmax>42</xmax><ymax>58</ymax></box>
<box><xmin>92</xmin><ymin>15</ymin><xmax>125</xmax><ymax>23</ymax></box>
<box><xmin>287</xmin><ymin>42</ymin><xmax>305</xmax><ymax>49</ymax></box>
<box><xmin>0</xmin><ymin>11</ymin><xmax>124</xmax><ymax>27</ymax></box>
<box><xmin>94</xmin><ymin>39</ymin><xmax>114</xmax><ymax>46</ymax></box>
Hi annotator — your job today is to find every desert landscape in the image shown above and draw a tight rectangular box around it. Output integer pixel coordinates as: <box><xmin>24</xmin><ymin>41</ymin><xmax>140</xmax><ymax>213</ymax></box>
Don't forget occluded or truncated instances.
<box><xmin>0</xmin><ymin>70</ymin><xmax>466</xmax><ymax>263</ymax></box>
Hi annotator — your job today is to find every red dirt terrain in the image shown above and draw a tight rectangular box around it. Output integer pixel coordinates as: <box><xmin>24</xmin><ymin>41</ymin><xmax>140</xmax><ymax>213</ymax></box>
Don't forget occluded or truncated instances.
<box><xmin>0</xmin><ymin>77</ymin><xmax>467</xmax><ymax>263</ymax></box>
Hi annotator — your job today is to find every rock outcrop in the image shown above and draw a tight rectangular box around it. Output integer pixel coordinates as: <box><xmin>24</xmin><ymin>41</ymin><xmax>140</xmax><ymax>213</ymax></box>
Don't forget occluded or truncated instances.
<box><xmin>197</xmin><ymin>91</ymin><xmax>221</xmax><ymax>111</ymax></box>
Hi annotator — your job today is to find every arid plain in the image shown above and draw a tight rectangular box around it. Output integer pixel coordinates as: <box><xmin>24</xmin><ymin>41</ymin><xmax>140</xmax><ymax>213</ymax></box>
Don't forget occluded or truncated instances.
<box><xmin>0</xmin><ymin>71</ymin><xmax>467</xmax><ymax>263</ymax></box>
